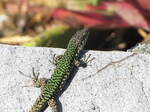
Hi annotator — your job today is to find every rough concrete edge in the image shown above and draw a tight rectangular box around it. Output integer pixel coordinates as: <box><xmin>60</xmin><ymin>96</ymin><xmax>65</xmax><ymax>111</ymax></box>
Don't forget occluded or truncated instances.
<box><xmin>0</xmin><ymin>44</ymin><xmax>150</xmax><ymax>112</ymax></box>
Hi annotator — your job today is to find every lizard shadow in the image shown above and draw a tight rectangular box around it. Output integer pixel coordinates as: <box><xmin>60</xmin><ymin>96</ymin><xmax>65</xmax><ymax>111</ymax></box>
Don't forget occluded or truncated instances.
<box><xmin>56</xmin><ymin>50</ymin><xmax>89</xmax><ymax>112</ymax></box>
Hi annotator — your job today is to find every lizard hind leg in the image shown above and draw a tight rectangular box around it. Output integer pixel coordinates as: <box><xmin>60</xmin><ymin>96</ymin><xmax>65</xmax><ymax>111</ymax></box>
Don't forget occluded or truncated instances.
<box><xmin>48</xmin><ymin>98</ymin><xmax>58</xmax><ymax>112</ymax></box>
<box><xmin>19</xmin><ymin>67</ymin><xmax>47</xmax><ymax>90</ymax></box>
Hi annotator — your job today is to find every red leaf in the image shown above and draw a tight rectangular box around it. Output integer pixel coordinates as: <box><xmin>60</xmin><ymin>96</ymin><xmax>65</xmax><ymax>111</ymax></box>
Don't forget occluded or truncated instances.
<box><xmin>126</xmin><ymin>0</ymin><xmax>150</xmax><ymax>12</ymax></box>
<box><xmin>52</xmin><ymin>8</ymin><xmax>129</xmax><ymax>29</ymax></box>
<box><xmin>51</xmin><ymin>0</ymin><xmax>150</xmax><ymax>31</ymax></box>
<box><xmin>104</xmin><ymin>1</ymin><xmax>150</xmax><ymax>31</ymax></box>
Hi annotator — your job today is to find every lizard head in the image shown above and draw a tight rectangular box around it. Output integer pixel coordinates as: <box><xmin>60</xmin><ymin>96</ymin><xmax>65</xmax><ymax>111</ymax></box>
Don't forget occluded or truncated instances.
<box><xmin>68</xmin><ymin>28</ymin><xmax>90</xmax><ymax>51</ymax></box>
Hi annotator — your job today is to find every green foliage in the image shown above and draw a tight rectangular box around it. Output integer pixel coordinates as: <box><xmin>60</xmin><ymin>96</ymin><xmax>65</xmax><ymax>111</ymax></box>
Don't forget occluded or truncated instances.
<box><xmin>87</xmin><ymin>0</ymin><xmax>104</xmax><ymax>6</ymax></box>
<box><xmin>21</xmin><ymin>25</ymin><xmax>80</xmax><ymax>49</ymax></box>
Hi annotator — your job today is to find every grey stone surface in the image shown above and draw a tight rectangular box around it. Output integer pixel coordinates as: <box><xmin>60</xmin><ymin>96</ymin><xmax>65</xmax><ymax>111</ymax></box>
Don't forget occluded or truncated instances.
<box><xmin>0</xmin><ymin>44</ymin><xmax>150</xmax><ymax>112</ymax></box>
<box><xmin>127</xmin><ymin>43</ymin><xmax>150</xmax><ymax>54</ymax></box>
